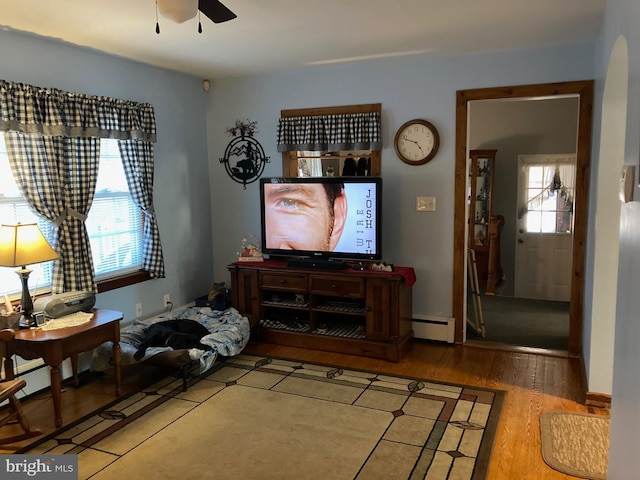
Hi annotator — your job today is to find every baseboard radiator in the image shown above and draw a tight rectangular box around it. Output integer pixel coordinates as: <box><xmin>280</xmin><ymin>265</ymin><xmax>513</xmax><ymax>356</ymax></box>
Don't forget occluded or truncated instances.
<box><xmin>412</xmin><ymin>315</ymin><xmax>455</xmax><ymax>343</ymax></box>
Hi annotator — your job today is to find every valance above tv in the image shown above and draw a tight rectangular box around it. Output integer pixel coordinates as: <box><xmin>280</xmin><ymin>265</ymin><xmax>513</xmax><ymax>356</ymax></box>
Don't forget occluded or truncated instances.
<box><xmin>276</xmin><ymin>111</ymin><xmax>381</xmax><ymax>152</ymax></box>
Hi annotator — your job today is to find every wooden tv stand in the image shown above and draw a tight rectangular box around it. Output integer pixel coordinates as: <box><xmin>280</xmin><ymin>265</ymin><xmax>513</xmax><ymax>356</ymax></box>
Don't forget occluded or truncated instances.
<box><xmin>228</xmin><ymin>260</ymin><xmax>414</xmax><ymax>362</ymax></box>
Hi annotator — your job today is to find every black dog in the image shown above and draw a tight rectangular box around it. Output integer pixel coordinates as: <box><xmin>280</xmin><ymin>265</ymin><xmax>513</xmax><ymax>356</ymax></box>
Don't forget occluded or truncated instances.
<box><xmin>134</xmin><ymin>319</ymin><xmax>212</xmax><ymax>360</ymax></box>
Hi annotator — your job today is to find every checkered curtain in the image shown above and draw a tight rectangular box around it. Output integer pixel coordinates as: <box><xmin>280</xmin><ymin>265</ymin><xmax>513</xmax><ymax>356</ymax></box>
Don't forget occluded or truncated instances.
<box><xmin>5</xmin><ymin>133</ymin><xmax>99</xmax><ymax>292</ymax></box>
<box><xmin>0</xmin><ymin>80</ymin><xmax>161</xmax><ymax>292</ymax></box>
<box><xmin>118</xmin><ymin>140</ymin><xmax>165</xmax><ymax>278</ymax></box>
<box><xmin>276</xmin><ymin>112</ymin><xmax>382</xmax><ymax>152</ymax></box>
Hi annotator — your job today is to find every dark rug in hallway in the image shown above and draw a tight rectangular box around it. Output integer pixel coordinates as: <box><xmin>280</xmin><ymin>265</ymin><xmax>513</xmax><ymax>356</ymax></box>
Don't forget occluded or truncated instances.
<box><xmin>467</xmin><ymin>295</ymin><xmax>569</xmax><ymax>350</ymax></box>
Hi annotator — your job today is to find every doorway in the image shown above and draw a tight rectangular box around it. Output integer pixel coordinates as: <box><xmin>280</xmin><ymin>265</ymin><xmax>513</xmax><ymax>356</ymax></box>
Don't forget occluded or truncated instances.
<box><xmin>453</xmin><ymin>81</ymin><xmax>594</xmax><ymax>357</ymax></box>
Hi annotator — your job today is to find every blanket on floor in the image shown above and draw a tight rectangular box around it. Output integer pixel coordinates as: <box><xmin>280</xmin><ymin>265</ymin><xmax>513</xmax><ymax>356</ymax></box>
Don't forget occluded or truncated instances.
<box><xmin>90</xmin><ymin>306</ymin><xmax>251</xmax><ymax>375</ymax></box>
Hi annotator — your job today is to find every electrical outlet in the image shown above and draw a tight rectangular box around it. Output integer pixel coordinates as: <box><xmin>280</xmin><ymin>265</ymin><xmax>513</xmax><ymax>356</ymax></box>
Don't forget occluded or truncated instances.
<box><xmin>163</xmin><ymin>294</ymin><xmax>171</xmax><ymax>307</ymax></box>
<box><xmin>136</xmin><ymin>303</ymin><xmax>142</xmax><ymax>318</ymax></box>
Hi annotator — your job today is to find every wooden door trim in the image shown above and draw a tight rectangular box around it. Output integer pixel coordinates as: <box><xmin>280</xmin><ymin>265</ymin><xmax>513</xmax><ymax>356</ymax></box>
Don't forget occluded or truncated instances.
<box><xmin>453</xmin><ymin>80</ymin><xmax>594</xmax><ymax>357</ymax></box>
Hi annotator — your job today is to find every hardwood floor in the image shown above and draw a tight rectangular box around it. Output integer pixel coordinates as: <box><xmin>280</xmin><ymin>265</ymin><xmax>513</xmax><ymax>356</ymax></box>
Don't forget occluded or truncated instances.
<box><xmin>1</xmin><ymin>340</ymin><xmax>609</xmax><ymax>479</ymax></box>
<box><xmin>0</xmin><ymin>363</ymin><xmax>169</xmax><ymax>454</ymax></box>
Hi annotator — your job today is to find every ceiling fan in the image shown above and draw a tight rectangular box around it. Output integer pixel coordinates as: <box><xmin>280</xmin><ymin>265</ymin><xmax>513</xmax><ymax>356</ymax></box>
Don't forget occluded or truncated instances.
<box><xmin>156</xmin><ymin>0</ymin><xmax>236</xmax><ymax>32</ymax></box>
<box><xmin>196</xmin><ymin>0</ymin><xmax>237</xmax><ymax>23</ymax></box>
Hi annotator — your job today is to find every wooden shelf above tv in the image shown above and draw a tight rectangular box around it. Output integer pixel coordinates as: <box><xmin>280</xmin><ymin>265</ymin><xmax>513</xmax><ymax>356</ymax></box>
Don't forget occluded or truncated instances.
<box><xmin>280</xmin><ymin>103</ymin><xmax>382</xmax><ymax>177</ymax></box>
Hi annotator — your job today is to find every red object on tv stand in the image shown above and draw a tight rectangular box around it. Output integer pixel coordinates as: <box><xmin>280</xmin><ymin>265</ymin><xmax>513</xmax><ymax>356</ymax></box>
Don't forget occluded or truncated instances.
<box><xmin>232</xmin><ymin>259</ymin><xmax>416</xmax><ymax>288</ymax></box>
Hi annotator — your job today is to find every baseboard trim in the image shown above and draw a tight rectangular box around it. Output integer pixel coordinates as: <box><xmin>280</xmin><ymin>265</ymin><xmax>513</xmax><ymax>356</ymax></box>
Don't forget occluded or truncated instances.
<box><xmin>412</xmin><ymin>315</ymin><xmax>455</xmax><ymax>343</ymax></box>
<box><xmin>585</xmin><ymin>392</ymin><xmax>612</xmax><ymax>408</ymax></box>
<box><xmin>578</xmin><ymin>352</ymin><xmax>612</xmax><ymax>408</ymax></box>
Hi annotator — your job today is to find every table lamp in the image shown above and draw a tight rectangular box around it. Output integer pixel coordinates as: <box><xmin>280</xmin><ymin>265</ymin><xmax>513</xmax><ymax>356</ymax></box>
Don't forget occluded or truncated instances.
<box><xmin>0</xmin><ymin>223</ymin><xmax>59</xmax><ymax>328</ymax></box>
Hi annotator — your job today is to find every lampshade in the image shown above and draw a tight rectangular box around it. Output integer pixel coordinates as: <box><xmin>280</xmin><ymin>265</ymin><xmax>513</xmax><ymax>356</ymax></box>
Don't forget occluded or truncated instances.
<box><xmin>0</xmin><ymin>223</ymin><xmax>58</xmax><ymax>268</ymax></box>
<box><xmin>157</xmin><ymin>0</ymin><xmax>199</xmax><ymax>23</ymax></box>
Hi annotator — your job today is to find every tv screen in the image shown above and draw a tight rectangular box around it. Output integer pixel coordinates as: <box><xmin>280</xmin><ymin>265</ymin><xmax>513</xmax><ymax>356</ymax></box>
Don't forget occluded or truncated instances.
<box><xmin>259</xmin><ymin>177</ymin><xmax>382</xmax><ymax>262</ymax></box>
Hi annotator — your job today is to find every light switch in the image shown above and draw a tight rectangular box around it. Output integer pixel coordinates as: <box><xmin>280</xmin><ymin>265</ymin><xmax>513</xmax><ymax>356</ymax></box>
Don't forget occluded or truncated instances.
<box><xmin>416</xmin><ymin>196</ymin><xmax>436</xmax><ymax>212</ymax></box>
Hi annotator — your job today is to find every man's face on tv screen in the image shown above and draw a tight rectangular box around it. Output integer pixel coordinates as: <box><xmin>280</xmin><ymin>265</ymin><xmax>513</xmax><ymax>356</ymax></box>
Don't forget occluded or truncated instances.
<box><xmin>263</xmin><ymin>183</ymin><xmax>346</xmax><ymax>251</ymax></box>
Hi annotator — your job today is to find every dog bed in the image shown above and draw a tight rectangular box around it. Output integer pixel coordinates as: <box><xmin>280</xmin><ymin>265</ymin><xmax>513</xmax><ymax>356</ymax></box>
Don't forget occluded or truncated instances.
<box><xmin>90</xmin><ymin>306</ymin><xmax>251</xmax><ymax>381</ymax></box>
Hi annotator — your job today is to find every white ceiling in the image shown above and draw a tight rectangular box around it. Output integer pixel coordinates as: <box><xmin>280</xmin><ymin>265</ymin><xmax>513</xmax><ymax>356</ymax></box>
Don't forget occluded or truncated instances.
<box><xmin>0</xmin><ymin>0</ymin><xmax>605</xmax><ymax>80</ymax></box>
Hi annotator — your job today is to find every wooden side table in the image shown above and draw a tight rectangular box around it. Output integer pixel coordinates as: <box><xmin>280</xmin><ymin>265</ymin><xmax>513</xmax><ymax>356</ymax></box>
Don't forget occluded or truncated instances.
<box><xmin>4</xmin><ymin>309</ymin><xmax>123</xmax><ymax>428</ymax></box>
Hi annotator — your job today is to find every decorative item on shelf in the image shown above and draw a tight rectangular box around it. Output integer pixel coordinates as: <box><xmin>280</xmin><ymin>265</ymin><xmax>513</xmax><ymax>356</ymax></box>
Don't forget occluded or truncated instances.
<box><xmin>478</xmin><ymin>160</ymin><xmax>490</xmax><ymax>176</ymax></box>
<box><xmin>220</xmin><ymin>119</ymin><xmax>270</xmax><ymax>189</ymax></box>
<box><xmin>0</xmin><ymin>223</ymin><xmax>59</xmax><ymax>329</ymax></box>
<box><xmin>294</xmin><ymin>294</ymin><xmax>306</xmax><ymax>305</ymax></box>
<box><xmin>356</xmin><ymin>157</ymin><xmax>369</xmax><ymax>176</ymax></box>
<box><xmin>314</xmin><ymin>323</ymin><xmax>328</xmax><ymax>334</ymax></box>
<box><xmin>370</xmin><ymin>262</ymin><xmax>394</xmax><ymax>272</ymax></box>
<box><xmin>342</xmin><ymin>155</ymin><xmax>357</xmax><ymax>175</ymax></box>
<box><xmin>237</xmin><ymin>234</ymin><xmax>264</xmax><ymax>262</ymax></box>
<box><xmin>352</xmin><ymin>261</ymin><xmax>367</xmax><ymax>271</ymax></box>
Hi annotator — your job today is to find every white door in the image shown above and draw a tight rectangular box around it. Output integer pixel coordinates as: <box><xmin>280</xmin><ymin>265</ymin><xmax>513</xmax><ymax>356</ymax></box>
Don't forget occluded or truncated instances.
<box><xmin>514</xmin><ymin>155</ymin><xmax>576</xmax><ymax>301</ymax></box>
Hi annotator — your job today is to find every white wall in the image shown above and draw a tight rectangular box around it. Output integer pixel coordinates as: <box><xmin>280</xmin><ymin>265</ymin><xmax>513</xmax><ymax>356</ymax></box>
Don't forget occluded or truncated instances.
<box><xmin>207</xmin><ymin>44</ymin><xmax>595</xmax><ymax>321</ymax></box>
<box><xmin>597</xmin><ymin>0</ymin><xmax>640</xmax><ymax>475</ymax></box>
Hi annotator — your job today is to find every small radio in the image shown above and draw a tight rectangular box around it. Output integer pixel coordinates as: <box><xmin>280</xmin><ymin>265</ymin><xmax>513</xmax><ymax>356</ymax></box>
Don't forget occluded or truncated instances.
<box><xmin>33</xmin><ymin>291</ymin><xmax>96</xmax><ymax>318</ymax></box>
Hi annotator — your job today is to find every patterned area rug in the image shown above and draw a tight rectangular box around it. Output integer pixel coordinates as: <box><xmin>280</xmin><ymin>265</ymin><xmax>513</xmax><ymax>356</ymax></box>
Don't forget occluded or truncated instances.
<box><xmin>540</xmin><ymin>411</ymin><xmax>610</xmax><ymax>480</ymax></box>
<box><xmin>23</xmin><ymin>355</ymin><xmax>504</xmax><ymax>480</ymax></box>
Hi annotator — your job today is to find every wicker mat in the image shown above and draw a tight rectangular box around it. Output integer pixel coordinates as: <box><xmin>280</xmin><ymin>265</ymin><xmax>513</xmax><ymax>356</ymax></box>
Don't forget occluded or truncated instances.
<box><xmin>22</xmin><ymin>355</ymin><xmax>505</xmax><ymax>480</ymax></box>
<box><xmin>540</xmin><ymin>411</ymin><xmax>610</xmax><ymax>480</ymax></box>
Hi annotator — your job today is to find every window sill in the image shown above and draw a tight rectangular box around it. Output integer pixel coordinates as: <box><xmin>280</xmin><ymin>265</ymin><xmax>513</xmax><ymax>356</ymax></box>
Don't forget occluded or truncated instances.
<box><xmin>98</xmin><ymin>270</ymin><xmax>152</xmax><ymax>293</ymax></box>
<box><xmin>4</xmin><ymin>271</ymin><xmax>150</xmax><ymax>306</ymax></box>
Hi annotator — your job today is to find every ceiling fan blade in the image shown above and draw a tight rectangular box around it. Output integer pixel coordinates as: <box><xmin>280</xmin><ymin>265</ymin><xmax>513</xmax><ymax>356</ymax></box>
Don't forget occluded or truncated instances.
<box><xmin>199</xmin><ymin>0</ymin><xmax>237</xmax><ymax>23</ymax></box>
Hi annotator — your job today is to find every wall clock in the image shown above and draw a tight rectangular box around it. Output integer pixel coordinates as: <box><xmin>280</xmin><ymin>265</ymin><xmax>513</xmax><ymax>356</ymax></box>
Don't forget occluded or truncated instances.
<box><xmin>394</xmin><ymin>119</ymin><xmax>440</xmax><ymax>165</ymax></box>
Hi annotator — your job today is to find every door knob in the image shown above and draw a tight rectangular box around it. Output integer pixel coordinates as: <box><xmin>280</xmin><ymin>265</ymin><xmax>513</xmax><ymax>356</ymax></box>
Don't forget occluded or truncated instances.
<box><xmin>519</xmin><ymin>229</ymin><xmax>525</xmax><ymax>234</ymax></box>
<box><xmin>518</xmin><ymin>239</ymin><xmax>524</xmax><ymax>243</ymax></box>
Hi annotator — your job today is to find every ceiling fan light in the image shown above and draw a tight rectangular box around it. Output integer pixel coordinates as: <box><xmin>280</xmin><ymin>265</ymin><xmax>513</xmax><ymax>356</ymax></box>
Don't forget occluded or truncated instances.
<box><xmin>157</xmin><ymin>0</ymin><xmax>199</xmax><ymax>23</ymax></box>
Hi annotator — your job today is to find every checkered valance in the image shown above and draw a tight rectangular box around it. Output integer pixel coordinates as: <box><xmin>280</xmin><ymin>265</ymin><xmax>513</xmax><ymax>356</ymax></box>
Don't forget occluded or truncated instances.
<box><xmin>0</xmin><ymin>80</ymin><xmax>156</xmax><ymax>142</ymax></box>
<box><xmin>276</xmin><ymin>112</ymin><xmax>381</xmax><ymax>152</ymax></box>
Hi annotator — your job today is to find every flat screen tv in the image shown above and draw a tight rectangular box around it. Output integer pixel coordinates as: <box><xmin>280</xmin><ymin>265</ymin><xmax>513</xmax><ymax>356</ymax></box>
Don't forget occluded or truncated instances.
<box><xmin>259</xmin><ymin>176</ymin><xmax>382</xmax><ymax>265</ymax></box>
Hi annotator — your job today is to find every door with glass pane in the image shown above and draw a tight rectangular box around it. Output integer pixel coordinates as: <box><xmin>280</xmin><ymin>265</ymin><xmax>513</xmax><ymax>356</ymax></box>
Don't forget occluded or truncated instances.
<box><xmin>514</xmin><ymin>154</ymin><xmax>576</xmax><ymax>301</ymax></box>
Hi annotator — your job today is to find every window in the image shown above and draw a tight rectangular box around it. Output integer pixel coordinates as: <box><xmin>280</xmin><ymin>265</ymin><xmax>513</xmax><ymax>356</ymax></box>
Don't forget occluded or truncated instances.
<box><xmin>519</xmin><ymin>160</ymin><xmax>575</xmax><ymax>234</ymax></box>
<box><xmin>0</xmin><ymin>136</ymin><xmax>143</xmax><ymax>297</ymax></box>
<box><xmin>87</xmin><ymin>140</ymin><xmax>143</xmax><ymax>279</ymax></box>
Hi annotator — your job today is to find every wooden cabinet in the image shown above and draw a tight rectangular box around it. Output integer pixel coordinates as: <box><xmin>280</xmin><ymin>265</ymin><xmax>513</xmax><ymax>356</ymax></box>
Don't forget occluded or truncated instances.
<box><xmin>228</xmin><ymin>261</ymin><xmax>414</xmax><ymax>362</ymax></box>
<box><xmin>468</xmin><ymin>149</ymin><xmax>497</xmax><ymax>287</ymax></box>
<box><xmin>231</xmin><ymin>267</ymin><xmax>260</xmax><ymax>322</ymax></box>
